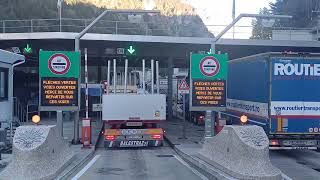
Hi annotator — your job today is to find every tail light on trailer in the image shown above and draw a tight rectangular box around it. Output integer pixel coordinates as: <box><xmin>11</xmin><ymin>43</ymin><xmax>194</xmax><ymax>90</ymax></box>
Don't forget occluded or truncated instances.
<box><xmin>106</xmin><ymin>135</ymin><xmax>116</xmax><ymax>141</ymax></box>
<box><xmin>152</xmin><ymin>134</ymin><xmax>162</xmax><ymax>140</ymax></box>
<box><xmin>270</xmin><ymin>140</ymin><xmax>279</xmax><ymax>146</ymax></box>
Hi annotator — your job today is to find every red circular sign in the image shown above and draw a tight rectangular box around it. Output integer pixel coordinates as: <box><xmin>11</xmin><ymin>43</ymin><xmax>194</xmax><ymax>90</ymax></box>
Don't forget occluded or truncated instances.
<box><xmin>199</xmin><ymin>56</ymin><xmax>220</xmax><ymax>77</ymax></box>
<box><xmin>48</xmin><ymin>54</ymin><xmax>71</xmax><ymax>75</ymax></box>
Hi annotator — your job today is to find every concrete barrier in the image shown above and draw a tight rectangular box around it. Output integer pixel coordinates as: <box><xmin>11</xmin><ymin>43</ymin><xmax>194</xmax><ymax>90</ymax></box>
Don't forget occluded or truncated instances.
<box><xmin>199</xmin><ymin>125</ymin><xmax>282</xmax><ymax>180</ymax></box>
<box><xmin>0</xmin><ymin>125</ymin><xmax>74</xmax><ymax>180</ymax></box>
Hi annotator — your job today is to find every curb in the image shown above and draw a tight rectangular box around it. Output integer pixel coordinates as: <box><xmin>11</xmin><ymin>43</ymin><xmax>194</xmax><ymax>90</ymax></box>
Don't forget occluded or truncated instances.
<box><xmin>165</xmin><ymin>135</ymin><xmax>292</xmax><ymax>180</ymax></box>
<box><xmin>55</xmin><ymin>148</ymin><xmax>95</xmax><ymax>180</ymax></box>
<box><xmin>56</xmin><ymin>122</ymin><xmax>104</xmax><ymax>180</ymax></box>
<box><xmin>164</xmin><ymin>135</ymin><xmax>233</xmax><ymax>180</ymax></box>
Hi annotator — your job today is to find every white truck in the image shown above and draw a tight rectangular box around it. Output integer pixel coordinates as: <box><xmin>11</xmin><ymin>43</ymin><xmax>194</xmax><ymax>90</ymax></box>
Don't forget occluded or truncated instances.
<box><xmin>103</xmin><ymin>59</ymin><xmax>166</xmax><ymax>148</ymax></box>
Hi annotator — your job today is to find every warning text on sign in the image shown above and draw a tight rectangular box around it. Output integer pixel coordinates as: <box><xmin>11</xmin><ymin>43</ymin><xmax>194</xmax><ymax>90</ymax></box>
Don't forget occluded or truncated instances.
<box><xmin>41</xmin><ymin>77</ymin><xmax>78</xmax><ymax>106</ymax></box>
<box><xmin>192</xmin><ymin>80</ymin><xmax>226</xmax><ymax>107</ymax></box>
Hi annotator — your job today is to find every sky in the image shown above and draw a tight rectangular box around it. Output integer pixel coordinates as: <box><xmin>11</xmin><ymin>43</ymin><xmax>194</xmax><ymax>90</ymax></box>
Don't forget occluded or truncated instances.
<box><xmin>185</xmin><ymin>0</ymin><xmax>276</xmax><ymax>38</ymax></box>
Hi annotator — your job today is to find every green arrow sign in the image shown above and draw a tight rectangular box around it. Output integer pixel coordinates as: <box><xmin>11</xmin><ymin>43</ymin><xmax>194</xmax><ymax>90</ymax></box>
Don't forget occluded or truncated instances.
<box><xmin>23</xmin><ymin>44</ymin><xmax>32</xmax><ymax>54</ymax></box>
<box><xmin>127</xmin><ymin>46</ymin><xmax>136</xmax><ymax>54</ymax></box>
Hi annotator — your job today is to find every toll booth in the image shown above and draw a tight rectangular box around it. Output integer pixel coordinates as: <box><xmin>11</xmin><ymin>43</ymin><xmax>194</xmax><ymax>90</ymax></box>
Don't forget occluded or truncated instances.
<box><xmin>0</xmin><ymin>49</ymin><xmax>25</xmax><ymax>128</ymax></box>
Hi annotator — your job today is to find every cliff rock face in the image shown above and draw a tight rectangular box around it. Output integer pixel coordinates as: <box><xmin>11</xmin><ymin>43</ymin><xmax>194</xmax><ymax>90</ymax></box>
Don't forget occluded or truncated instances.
<box><xmin>0</xmin><ymin>0</ymin><xmax>211</xmax><ymax>37</ymax></box>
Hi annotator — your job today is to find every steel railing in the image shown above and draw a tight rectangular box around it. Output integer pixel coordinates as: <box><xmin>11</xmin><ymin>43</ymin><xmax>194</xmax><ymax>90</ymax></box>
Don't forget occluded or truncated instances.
<box><xmin>12</xmin><ymin>97</ymin><xmax>27</xmax><ymax>123</ymax></box>
<box><xmin>0</xmin><ymin>18</ymin><xmax>171</xmax><ymax>36</ymax></box>
<box><xmin>0</xmin><ymin>18</ymin><xmax>319</xmax><ymax>39</ymax></box>
<box><xmin>26</xmin><ymin>104</ymin><xmax>39</xmax><ymax>123</ymax></box>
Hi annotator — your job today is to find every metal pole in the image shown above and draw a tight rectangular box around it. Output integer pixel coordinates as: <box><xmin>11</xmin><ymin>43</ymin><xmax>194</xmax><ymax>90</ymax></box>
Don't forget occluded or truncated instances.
<box><xmin>26</xmin><ymin>105</ymin><xmax>29</xmax><ymax>122</ymax></box>
<box><xmin>205</xmin><ymin>110</ymin><xmax>214</xmax><ymax>137</ymax></box>
<box><xmin>167</xmin><ymin>57</ymin><xmax>173</xmax><ymax>120</ymax></box>
<box><xmin>182</xmin><ymin>93</ymin><xmax>186</xmax><ymax>139</ymax></box>
<box><xmin>156</xmin><ymin>61</ymin><xmax>160</xmax><ymax>94</ymax></box>
<box><xmin>74</xmin><ymin>10</ymin><xmax>160</xmax><ymax>52</ymax></box>
<box><xmin>59</xmin><ymin>2</ymin><xmax>62</xmax><ymax>32</ymax></box>
<box><xmin>129</xmin><ymin>71</ymin><xmax>132</xmax><ymax>86</ymax></box>
<box><xmin>151</xmin><ymin>59</ymin><xmax>154</xmax><ymax>94</ymax></box>
<box><xmin>113</xmin><ymin>59</ymin><xmax>116</xmax><ymax>94</ymax></box>
<box><xmin>107</xmin><ymin>60</ymin><xmax>110</xmax><ymax>95</ymax></box>
<box><xmin>57</xmin><ymin>111</ymin><xmax>63</xmax><ymax>137</ymax></box>
<box><xmin>232</xmin><ymin>0</ymin><xmax>235</xmax><ymax>39</ymax></box>
<box><xmin>2</xmin><ymin>21</ymin><xmax>5</xmax><ymax>33</ymax></box>
<box><xmin>99</xmin><ymin>83</ymin><xmax>102</xmax><ymax>123</ymax></box>
<box><xmin>30</xmin><ymin>20</ymin><xmax>33</xmax><ymax>33</ymax></box>
<box><xmin>84</xmin><ymin>48</ymin><xmax>89</xmax><ymax>119</ymax></box>
<box><xmin>124</xmin><ymin>59</ymin><xmax>128</xmax><ymax>94</ymax></box>
<box><xmin>142</xmin><ymin>59</ymin><xmax>145</xmax><ymax>92</ymax></box>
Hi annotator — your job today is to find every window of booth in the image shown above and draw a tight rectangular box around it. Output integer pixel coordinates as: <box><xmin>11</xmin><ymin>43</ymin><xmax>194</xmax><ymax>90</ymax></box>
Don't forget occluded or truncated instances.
<box><xmin>0</xmin><ymin>67</ymin><xmax>8</xmax><ymax>101</ymax></box>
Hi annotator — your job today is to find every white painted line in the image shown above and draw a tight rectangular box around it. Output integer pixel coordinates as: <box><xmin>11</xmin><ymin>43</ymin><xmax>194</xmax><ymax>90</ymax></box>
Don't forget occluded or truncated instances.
<box><xmin>71</xmin><ymin>155</ymin><xmax>101</xmax><ymax>180</ymax></box>
<box><xmin>281</xmin><ymin>172</ymin><xmax>293</xmax><ymax>180</ymax></box>
<box><xmin>174</xmin><ymin>155</ymin><xmax>209</xmax><ymax>180</ymax></box>
<box><xmin>109</xmin><ymin>141</ymin><xmax>113</xmax><ymax>148</ymax></box>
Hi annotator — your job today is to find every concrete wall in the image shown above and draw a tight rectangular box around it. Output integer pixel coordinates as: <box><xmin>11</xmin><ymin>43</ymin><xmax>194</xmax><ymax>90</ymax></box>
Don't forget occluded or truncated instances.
<box><xmin>272</xmin><ymin>30</ymin><xmax>314</xmax><ymax>41</ymax></box>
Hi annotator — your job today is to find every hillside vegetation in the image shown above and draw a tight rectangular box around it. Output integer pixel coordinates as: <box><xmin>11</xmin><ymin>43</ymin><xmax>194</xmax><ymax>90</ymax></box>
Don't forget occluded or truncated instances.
<box><xmin>0</xmin><ymin>0</ymin><xmax>211</xmax><ymax>37</ymax></box>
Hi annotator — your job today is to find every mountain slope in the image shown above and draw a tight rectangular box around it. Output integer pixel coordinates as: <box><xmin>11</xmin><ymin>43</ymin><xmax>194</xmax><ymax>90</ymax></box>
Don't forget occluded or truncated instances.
<box><xmin>0</xmin><ymin>0</ymin><xmax>211</xmax><ymax>37</ymax></box>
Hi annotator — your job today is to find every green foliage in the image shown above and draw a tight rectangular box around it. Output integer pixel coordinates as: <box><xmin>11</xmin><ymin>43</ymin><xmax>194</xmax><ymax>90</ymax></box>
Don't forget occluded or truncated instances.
<box><xmin>251</xmin><ymin>0</ymin><xmax>320</xmax><ymax>39</ymax></box>
<box><xmin>270</xmin><ymin>0</ymin><xmax>320</xmax><ymax>28</ymax></box>
<box><xmin>251</xmin><ymin>8</ymin><xmax>272</xmax><ymax>40</ymax></box>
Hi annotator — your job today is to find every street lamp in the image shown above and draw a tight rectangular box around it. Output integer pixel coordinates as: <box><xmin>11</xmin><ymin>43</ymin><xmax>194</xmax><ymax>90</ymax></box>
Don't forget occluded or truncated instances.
<box><xmin>75</xmin><ymin>9</ymin><xmax>160</xmax><ymax>51</ymax></box>
<box><xmin>210</xmin><ymin>13</ymin><xmax>292</xmax><ymax>53</ymax></box>
<box><xmin>72</xmin><ymin>9</ymin><xmax>160</xmax><ymax>144</ymax></box>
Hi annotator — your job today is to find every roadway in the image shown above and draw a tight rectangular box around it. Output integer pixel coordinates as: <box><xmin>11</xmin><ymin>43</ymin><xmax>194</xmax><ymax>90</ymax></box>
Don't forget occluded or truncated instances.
<box><xmin>270</xmin><ymin>149</ymin><xmax>320</xmax><ymax>180</ymax></box>
<box><xmin>69</xmin><ymin>141</ymin><xmax>208</xmax><ymax>180</ymax></box>
<box><xmin>68</xmin><ymin>119</ymin><xmax>320</xmax><ymax>180</ymax></box>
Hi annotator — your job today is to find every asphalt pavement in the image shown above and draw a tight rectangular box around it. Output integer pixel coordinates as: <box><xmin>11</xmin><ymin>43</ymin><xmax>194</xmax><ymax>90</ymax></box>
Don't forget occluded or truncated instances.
<box><xmin>67</xmin><ymin>118</ymin><xmax>320</xmax><ymax>180</ymax></box>
<box><xmin>69</xmin><ymin>142</ymin><xmax>208</xmax><ymax>180</ymax></box>
<box><xmin>163</xmin><ymin>118</ymin><xmax>320</xmax><ymax>180</ymax></box>
<box><xmin>270</xmin><ymin>150</ymin><xmax>320</xmax><ymax>180</ymax></box>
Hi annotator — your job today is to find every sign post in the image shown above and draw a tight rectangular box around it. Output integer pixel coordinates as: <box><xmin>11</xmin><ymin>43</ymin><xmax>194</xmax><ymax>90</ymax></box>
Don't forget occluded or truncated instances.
<box><xmin>39</xmin><ymin>51</ymin><xmax>80</xmax><ymax>137</ymax></box>
<box><xmin>190</xmin><ymin>53</ymin><xmax>228</xmax><ymax>137</ymax></box>
<box><xmin>178</xmin><ymin>79</ymin><xmax>189</xmax><ymax>139</ymax></box>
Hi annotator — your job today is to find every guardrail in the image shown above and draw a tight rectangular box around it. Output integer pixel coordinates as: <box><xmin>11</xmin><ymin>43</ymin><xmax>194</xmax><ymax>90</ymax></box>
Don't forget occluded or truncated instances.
<box><xmin>206</xmin><ymin>24</ymin><xmax>318</xmax><ymax>40</ymax></box>
<box><xmin>0</xmin><ymin>18</ymin><xmax>171</xmax><ymax>36</ymax></box>
<box><xmin>0</xmin><ymin>18</ymin><xmax>318</xmax><ymax>39</ymax></box>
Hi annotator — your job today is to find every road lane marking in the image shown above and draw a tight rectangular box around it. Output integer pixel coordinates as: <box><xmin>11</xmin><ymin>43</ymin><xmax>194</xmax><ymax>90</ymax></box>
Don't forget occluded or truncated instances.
<box><xmin>71</xmin><ymin>155</ymin><xmax>101</xmax><ymax>180</ymax></box>
<box><xmin>282</xmin><ymin>172</ymin><xmax>293</xmax><ymax>180</ymax></box>
<box><xmin>174</xmin><ymin>155</ymin><xmax>209</xmax><ymax>180</ymax></box>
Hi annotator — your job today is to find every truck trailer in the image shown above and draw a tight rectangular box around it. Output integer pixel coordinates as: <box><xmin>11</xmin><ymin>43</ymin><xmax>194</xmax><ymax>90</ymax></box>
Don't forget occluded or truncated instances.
<box><xmin>103</xmin><ymin>59</ymin><xmax>166</xmax><ymax>148</ymax></box>
<box><xmin>223</xmin><ymin>52</ymin><xmax>320</xmax><ymax>149</ymax></box>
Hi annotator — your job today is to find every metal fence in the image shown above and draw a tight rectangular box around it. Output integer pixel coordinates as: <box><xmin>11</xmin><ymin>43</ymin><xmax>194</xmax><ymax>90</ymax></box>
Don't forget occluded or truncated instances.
<box><xmin>206</xmin><ymin>24</ymin><xmax>319</xmax><ymax>40</ymax></box>
<box><xmin>0</xmin><ymin>18</ymin><xmax>171</xmax><ymax>36</ymax></box>
<box><xmin>0</xmin><ymin>18</ymin><xmax>319</xmax><ymax>40</ymax></box>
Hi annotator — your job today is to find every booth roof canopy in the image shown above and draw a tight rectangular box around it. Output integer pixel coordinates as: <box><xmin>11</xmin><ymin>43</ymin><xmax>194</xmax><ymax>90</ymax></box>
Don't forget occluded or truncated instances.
<box><xmin>0</xmin><ymin>49</ymin><xmax>25</xmax><ymax>64</ymax></box>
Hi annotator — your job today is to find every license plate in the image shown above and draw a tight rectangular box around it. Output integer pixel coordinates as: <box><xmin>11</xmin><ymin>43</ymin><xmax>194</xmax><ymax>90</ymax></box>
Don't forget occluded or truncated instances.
<box><xmin>127</xmin><ymin>135</ymin><xmax>143</xmax><ymax>139</ymax></box>
<box><xmin>283</xmin><ymin>140</ymin><xmax>317</xmax><ymax>146</ymax></box>
<box><xmin>126</xmin><ymin>122</ymin><xmax>143</xmax><ymax>126</ymax></box>
<box><xmin>119</xmin><ymin>141</ymin><xmax>149</xmax><ymax>147</ymax></box>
